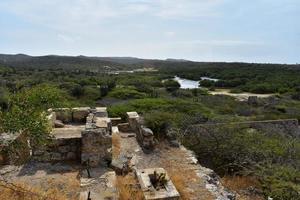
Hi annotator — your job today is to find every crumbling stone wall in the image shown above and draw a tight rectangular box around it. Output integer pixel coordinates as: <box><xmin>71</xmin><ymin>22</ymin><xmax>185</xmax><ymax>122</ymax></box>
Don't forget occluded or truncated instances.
<box><xmin>126</xmin><ymin>112</ymin><xmax>155</xmax><ymax>153</ymax></box>
<box><xmin>81</xmin><ymin>111</ymin><xmax>112</xmax><ymax>167</ymax></box>
<box><xmin>0</xmin><ymin>132</ymin><xmax>30</xmax><ymax>165</ymax></box>
<box><xmin>50</xmin><ymin>107</ymin><xmax>90</xmax><ymax>124</ymax></box>
<box><xmin>33</xmin><ymin>137</ymin><xmax>81</xmax><ymax>162</ymax></box>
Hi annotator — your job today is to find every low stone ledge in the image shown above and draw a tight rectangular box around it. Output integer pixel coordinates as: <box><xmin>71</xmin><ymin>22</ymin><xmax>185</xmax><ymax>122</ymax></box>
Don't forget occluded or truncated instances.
<box><xmin>117</xmin><ymin>123</ymin><xmax>132</xmax><ymax>132</ymax></box>
<box><xmin>136</xmin><ymin>168</ymin><xmax>180</xmax><ymax>200</ymax></box>
<box><xmin>126</xmin><ymin>112</ymin><xmax>155</xmax><ymax>153</ymax></box>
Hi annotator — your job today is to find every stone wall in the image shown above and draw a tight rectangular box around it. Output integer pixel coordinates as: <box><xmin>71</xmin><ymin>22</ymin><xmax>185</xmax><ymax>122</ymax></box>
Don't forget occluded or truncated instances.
<box><xmin>81</xmin><ymin>112</ymin><xmax>112</xmax><ymax>167</ymax></box>
<box><xmin>126</xmin><ymin>112</ymin><xmax>155</xmax><ymax>153</ymax></box>
<box><xmin>33</xmin><ymin>137</ymin><xmax>81</xmax><ymax>162</ymax></box>
<box><xmin>36</xmin><ymin>107</ymin><xmax>112</xmax><ymax>165</ymax></box>
<box><xmin>0</xmin><ymin>132</ymin><xmax>30</xmax><ymax>165</ymax></box>
<box><xmin>51</xmin><ymin>107</ymin><xmax>90</xmax><ymax>124</ymax></box>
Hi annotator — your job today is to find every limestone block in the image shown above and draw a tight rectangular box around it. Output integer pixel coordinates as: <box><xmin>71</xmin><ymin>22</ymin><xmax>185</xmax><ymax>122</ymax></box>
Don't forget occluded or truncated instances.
<box><xmin>127</xmin><ymin>112</ymin><xmax>140</xmax><ymax>132</ymax></box>
<box><xmin>55</xmin><ymin>108</ymin><xmax>72</xmax><ymax>123</ymax></box>
<box><xmin>111</xmin><ymin>117</ymin><xmax>122</xmax><ymax>126</ymax></box>
<box><xmin>81</xmin><ymin>127</ymin><xmax>112</xmax><ymax>167</ymax></box>
<box><xmin>66</xmin><ymin>152</ymin><xmax>77</xmax><ymax>160</ymax></box>
<box><xmin>47</xmin><ymin>112</ymin><xmax>56</xmax><ymax>128</ymax></box>
<box><xmin>136</xmin><ymin>168</ymin><xmax>180</xmax><ymax>200</ymax></box>
<box><xmin>141</xmin><ymin>127</ymin><xmax>154</xmax><ymax>137</ymax></box>
<box><xmin>73</xmin><ymin>107</ymin><xmax>90</xmax><ymax>123</ymax></box>
<box><xmin>54</xmin><ymin>120</ymin><xmax>65</xmax><ymax>128</ymax></box>
<box><xmin>117</xmin><ymin>123</ymin><xmax>131</xmax><ymax>132</ymax></box>
<box><xmin>95</xmin><ymin>107</ymin><xmax>108</xmax><ymax>117</ymax></box>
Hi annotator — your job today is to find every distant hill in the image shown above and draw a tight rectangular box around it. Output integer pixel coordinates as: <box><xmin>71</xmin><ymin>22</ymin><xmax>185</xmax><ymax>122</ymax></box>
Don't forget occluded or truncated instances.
<box><xmin>0</xmin><ymin>54</ymin><xmax>130</xmax><ymax>71</ymax></box>
<box><xmin>0</xmin><ymin>54</ymin><xmax>298</xmax><ymax>72</ymax></box>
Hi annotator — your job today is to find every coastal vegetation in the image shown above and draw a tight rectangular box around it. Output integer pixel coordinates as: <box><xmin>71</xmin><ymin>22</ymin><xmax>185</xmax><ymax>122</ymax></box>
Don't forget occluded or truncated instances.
<box><xmin>0</xmin><ymin>55</ymin><xmax>300</xmax><ymax>199</ymax></box>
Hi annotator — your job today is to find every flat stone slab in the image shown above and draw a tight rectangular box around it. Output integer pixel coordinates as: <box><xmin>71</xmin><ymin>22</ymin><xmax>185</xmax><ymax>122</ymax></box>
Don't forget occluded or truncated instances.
<box><xmin>95</xmin><ymin>117</ymin><xmax>111</xmax><ymax>128</ymax></box>
<box><xmin>126</xmin><ymin>111</ymin><xmax>139</xmax><ymax>119</ymax></box>
<box><xmin>51</xmin><ymin>127</ymin><xmax>84</xmax><ymax>139</ymax></box>
<box><xmin>80</xmin><ymin>171</ymin><xmax>117</xmax><ymax>200</ymax></box>
<box><xmin>136</xmin><ymin>168</ymin><xmax>180</xmax><ymax>200</ymax></box>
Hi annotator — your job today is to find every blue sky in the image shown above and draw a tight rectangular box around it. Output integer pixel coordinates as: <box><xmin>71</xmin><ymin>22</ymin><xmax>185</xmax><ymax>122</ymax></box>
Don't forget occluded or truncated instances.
<box><xmin>0</xmin><ymin>0</ymin><xmax>299</xmax><ymax>63</ymax></box>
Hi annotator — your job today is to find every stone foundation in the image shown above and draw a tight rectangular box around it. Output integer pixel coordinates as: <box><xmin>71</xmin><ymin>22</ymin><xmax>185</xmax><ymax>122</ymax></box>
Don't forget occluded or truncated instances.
<box><xmin>127</xmin><ymin>112</ymin><xmax>155</xmax><ymax>153</ymax></box>
<box><xmin>136</xmin><ymin>168</ymin><xmax>180</xmax><ymax>200</ymax></box>
<box><xmin>34</xmin><ymin>107</ymin><xmax>112</xmax><ymax>166</ymax></box>
<box><xmin>33</xmin><ymin>137</ymin><xmax>81</xmax><ymax>162</ymax></box>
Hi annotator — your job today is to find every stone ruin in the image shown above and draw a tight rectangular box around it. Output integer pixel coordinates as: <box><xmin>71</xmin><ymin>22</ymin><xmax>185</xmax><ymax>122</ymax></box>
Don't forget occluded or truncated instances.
<box><xmin>3</xmin><ymin>107</ymin><xmax>274</xmax><ymax>200</ymax></box>
<box><xmin>136</xmin><ymin>168</ymin><xmax>180</xmax><ymax>200</ymax></box>
<box><xmin>118</xmin><ymin>111</ymin><xmax>156</xmax><ymax>153</ymax></box>
<box><xmin>34</xmin><ymin>107</ymin><xmax>113</xmax><ymax>167</ymax></box>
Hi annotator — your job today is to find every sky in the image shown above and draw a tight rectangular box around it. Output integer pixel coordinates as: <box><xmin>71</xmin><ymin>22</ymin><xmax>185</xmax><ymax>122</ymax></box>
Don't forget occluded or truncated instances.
<box><xmin>0</xmin><ymin>0</ymin><xmax>299</xmax><ymax>64</ymax></box>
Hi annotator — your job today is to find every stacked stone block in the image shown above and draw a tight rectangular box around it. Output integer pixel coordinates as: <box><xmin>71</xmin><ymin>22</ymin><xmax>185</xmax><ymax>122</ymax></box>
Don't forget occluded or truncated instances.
<box><xmin>81</xmin><ymin>110</ymin><xmax>112</xmax><ymax>167</ymax></box>
<box><xmin>33</xmin><ymin>137</ymin><xmax>81</xmax><ymax>162</ymax></box>
<box><xmin>127</xmin><ymin>112</ymin><xmax>155</xmax><ymax>153</ymax></box>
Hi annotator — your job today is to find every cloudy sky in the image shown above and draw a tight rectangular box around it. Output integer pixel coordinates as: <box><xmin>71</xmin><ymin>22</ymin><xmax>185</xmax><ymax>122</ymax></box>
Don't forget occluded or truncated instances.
<box><xmin>0</xmin><ymin>0</ymin><xmax>299</xmax><ymax>63</ymax></box>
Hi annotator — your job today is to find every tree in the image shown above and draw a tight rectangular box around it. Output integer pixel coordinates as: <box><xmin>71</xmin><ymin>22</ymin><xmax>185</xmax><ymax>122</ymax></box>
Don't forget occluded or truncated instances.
<box><xmin>163</xmin><ymin>80</ymin><xmax>180</xmax><ymax>92</ymax></box>
<box><xmin>199</xmin><ymin>79</ymin><xmax>215</xmax><ymax>87</ymax></box>
<box><xmin>0</xmin><ymin>85</ymin><xmax>67</xmax><ymax>145</ymax></box>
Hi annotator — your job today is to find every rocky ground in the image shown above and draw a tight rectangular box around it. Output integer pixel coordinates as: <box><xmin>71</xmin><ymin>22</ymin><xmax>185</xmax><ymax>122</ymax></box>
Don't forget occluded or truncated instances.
<box><xmin>0</xmin><ymin>126</ymin><xmax>235</xmax><ymax>200</ymax></box>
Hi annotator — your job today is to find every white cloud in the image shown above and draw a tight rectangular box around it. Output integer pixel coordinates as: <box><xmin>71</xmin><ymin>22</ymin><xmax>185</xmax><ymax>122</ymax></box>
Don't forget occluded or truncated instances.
<box><xmin>57</xmin><ymin>34</ymin><xmax>80</xmax><ymax>43</ymax></box>
<box><xmin>164</xmin><ymin>31</ymin><xmax>176</xmax><ymax>37</ymax></box>
<box><xmin>0</xmin><ymin>0</ymin><xmax>225</xmax><ymax>33</ymax></box>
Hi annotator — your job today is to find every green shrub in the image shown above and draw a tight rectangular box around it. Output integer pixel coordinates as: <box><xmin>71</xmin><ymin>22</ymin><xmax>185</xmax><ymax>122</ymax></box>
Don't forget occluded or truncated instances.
<box><xmin>163</xmin><ymin>80</ymin><xmax>180</xmax><ymax>92</ymax></box>
<box><xmin>108</xmin><ymin>87</ymin><xmax>146</xmax><ymax>99</ymax></box>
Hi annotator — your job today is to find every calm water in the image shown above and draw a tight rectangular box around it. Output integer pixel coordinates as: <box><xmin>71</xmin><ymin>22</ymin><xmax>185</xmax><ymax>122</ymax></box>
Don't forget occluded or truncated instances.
<box><xmin>174</xmin><ymin>76</ymin><xmax>219</xmax><ymax>89</ymax></box>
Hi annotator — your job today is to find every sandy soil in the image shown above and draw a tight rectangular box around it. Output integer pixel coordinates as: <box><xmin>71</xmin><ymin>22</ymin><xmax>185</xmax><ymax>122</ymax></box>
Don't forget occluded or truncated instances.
<box><xmin>209</xmin><ymin>89</ymin><xmax>274</xmax><ymax>101</ymax></box>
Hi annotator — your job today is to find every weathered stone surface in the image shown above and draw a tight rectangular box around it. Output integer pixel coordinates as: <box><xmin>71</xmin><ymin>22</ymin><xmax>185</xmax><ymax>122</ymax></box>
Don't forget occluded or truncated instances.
<box><xmin>47</xmin><ymin>112</ymin><xmax>56</xmax><ymax>127</ymax></box>
<box><xmin>0</xmin><ymin>132</ymin><xmax>30</xmax><ymax>165</ymax></box>
<box><xmin>136</xmin><ymin>168</ymin><xmax>180</xmax><ymax>200</ymax></box>
<box><xmin>72</xmin><ymin>107</ymin><xmax>90</xmax><ymax>123</ymax></box>
<box><xmin>54</xmin><ymin>120</ymin><xmax>65</xmax><ymax>128</ymax></box>
<box><xmin>117</xmin><ymin>123</ymin><xmax>132</xmax><ymax>132</ymax></box>
<box><xmin>111</xmin><ymin>117</ymin><xmax>122</xmax><ymax>126</ymax></box>
<box><xmin>125</xmin><ymin>112</ymin><xmax>155</xmax><ymax>153</ymax></box>
<box><xmin>95</xmin><ymin>107</ymin><xmax>108</xmax><ymax>117</ymax></box>
<box><xmin>81</xmin><ymin>114</ymin><xmax>112</xmax><ymax>167</ymax></box>
<box><xmin>33</xmin><ymin>137</ymin><xmax>81</xmax><ymax>162</ymax></box>
<box><xmin>54</xmin><ymin>108</ymin><xmax>73</xmax><ymax>123</ymax></box>
<box><xmin>141</xmin><ymin>127</ymin><xmax>153</xmax><ymax>137</ymax></box>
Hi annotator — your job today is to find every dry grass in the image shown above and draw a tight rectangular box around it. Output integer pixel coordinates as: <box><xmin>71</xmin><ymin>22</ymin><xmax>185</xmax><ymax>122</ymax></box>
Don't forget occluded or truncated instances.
<box><xmin>168</xmin><ymin>171</ymin><xmax>195</xmax><ymax>200</ymax></box>
<box><xmin>159</xmin><ymin>143</ymin><xmax>214</xmax><ymax>200</ymax></box>
<box><xmin>222</xmin><ymin>176</ymin><xmax>263</xmax><ymax>200</ymax></box>
<box><xmin>0</xmin><ymin>171</ymin><xmax>80</xmax><ymax>200</ymax></box>
<box><xmin>116</xmin><ymin>173</ymin><xmax>144</xmax><ymax>200</ymax></box>
<box><xmin>222</xmin><ymin>176</ymin><xmax>259</xmax><ymax>191</ymax></box>
<box><xmin>0</xmin><ymin>180</ymin><xmax>68</xmax><ymax>200</ymax></box>
<box><xmin>112</xmin><ymin>132</ymin><xmax>121</xmax><ymax>158</ymax></box>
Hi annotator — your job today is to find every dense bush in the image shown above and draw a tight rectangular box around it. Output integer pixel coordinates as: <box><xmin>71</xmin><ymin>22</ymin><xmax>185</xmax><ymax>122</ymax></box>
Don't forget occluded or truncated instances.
<box><xmin>0</xmin><ymin>85</ymin><xmax>67</xmax><ymax>144</ymax></box>
<box><xmin>108</xmin><ymin>98</ymin><xmax>211</xmax><ymax>120</ymax></box>
<box><xmin>199</xmin><ymin>79</ymin><xmax>215</xmax><ymax>87</ymax></box>
<box><xmin>182</xmin><ymin>125</ymin><xmax>300</xmax><ymax>200</ymax></box>
<box><xmin>163</xmin><ymin>79</ymin><xmax>180</xmax><ymax>92</ymax></box>
<box><xmin>108</xmin><ymin>87</ymin><xmax>146</xmax><ymax>99</ymax></box>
